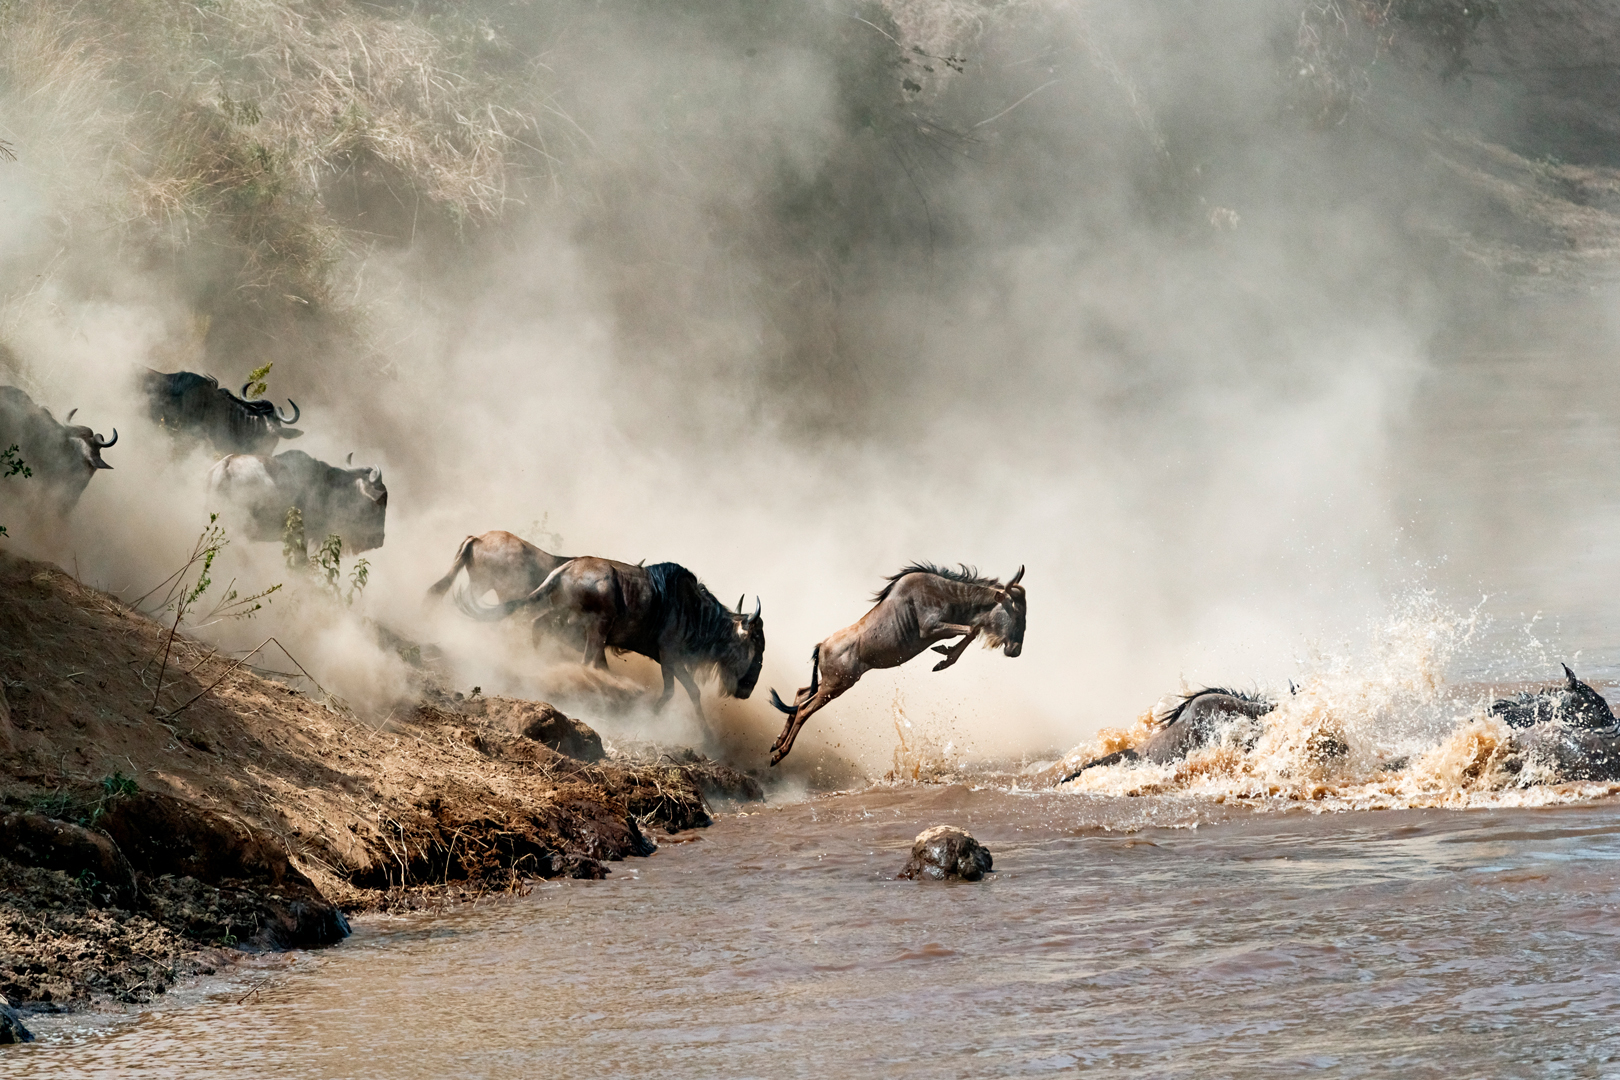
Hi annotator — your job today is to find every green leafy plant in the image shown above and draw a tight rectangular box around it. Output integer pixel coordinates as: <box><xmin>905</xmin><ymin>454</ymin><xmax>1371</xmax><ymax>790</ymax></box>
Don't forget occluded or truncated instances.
<box><xmin>141</xmin><ymin>514</ymin><xmax>280</xmax><ymax>712</ymax></box>
<box><xmin>283</xmin><ymin>508</ymin><xmax>368</xmax><ymax>605</ymax></box>
<box><xmin>242</xmin><ymin>361</ymin><xmax>272</xmax><ymax>399</ymax></box>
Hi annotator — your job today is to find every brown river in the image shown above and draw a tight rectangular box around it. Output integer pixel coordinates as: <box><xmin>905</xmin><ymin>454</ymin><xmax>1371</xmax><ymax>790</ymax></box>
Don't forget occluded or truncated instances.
<box><xmin>10</xmin><ymin>783</ymin><xmax>1620</xmax><ymax>1078</ymax></box>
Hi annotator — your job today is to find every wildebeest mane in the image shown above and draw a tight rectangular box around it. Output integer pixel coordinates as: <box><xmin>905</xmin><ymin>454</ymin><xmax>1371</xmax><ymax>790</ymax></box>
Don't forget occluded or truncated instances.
<box><xmin>1158</xmin><ymin>687</ymin><xmax>1273</xmax><ymax>726</ymax></box>
<box><xmin>644</xmin><ymin>561</ymin><xmax>737</xmax><ymax>667</ymax></box>
<box><xmin>873</xmin><ymin>562</ymin><xmax>1004</xmax><ymax>603</ymax></box>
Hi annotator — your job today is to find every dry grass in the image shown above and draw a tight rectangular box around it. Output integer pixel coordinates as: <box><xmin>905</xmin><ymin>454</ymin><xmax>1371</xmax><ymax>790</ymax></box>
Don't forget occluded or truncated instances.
<box><xmin>0</xmin><ymin>0</ymin><xmax>560</xmax><ymax>325</ymax></box>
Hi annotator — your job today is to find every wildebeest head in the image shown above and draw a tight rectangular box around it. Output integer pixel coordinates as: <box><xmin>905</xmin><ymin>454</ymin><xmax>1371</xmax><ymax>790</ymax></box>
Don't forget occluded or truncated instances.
<box><xmin>980</xmin><ymin>566</ymin><xmax>1026</xmax><ymax>657</ymax></box>
<box><xmin>339</xmin><ymin>453</ymin><xmax>388</xmax><ymax>552</ymax></box>
<box><xmin>63</xmin><ymin>408</ymin><xmax>117</xmax><ymax>474</ymax></box>
<box><xmin>720</xmin><ymin>595</ymin><xmax>766</xmax><ymax>699</ymax></box>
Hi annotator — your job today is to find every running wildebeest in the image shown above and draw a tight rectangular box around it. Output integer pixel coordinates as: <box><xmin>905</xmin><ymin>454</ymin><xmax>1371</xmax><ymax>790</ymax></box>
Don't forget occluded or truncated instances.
<box><xmin>767</xmin><ymin>563</ymin><xmax>1026</xmax><ymax>766</ymax></box>
<box><xmin>460</xmin><ymin>557</ymin><xmax>765</xmax><ymax>731</ymax></box>
<box><xmin>1058</xmin><ymin>687</ymin><xmax>1276</xmax><ymax>782</ymax></box>
<box><xmin>425</xmin><ymin>530</ymin><xmax>571</xmax><ymax>606</ymax></box>
<box><xmin>141</xmin><ymin>369</ymin><xmax>301</xmax><ymax>455</ymax></box>
<box><xmin>207</xmin><ymin>450</ymin><xmax>386</xmax><ymax>553</ymax></box>
<box><xmin>0</xmin><ymin>386</ymin><xmax>117</xmax><ymax>515</ymax></box>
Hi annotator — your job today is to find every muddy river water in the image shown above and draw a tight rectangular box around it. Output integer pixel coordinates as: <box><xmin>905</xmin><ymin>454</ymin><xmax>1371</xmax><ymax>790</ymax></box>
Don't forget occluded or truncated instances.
<box><xmin>12</xmin><ymin>784</ymin><xmax>1620</xmax><ymax>1078</ymax></box>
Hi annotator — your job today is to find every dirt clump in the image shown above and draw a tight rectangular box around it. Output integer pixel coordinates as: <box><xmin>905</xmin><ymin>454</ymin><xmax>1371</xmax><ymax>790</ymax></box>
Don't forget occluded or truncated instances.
<box><xmin>0</xmin><ymin>551</ymin><xmax>762</xmax><ymax>1012</ymax></box>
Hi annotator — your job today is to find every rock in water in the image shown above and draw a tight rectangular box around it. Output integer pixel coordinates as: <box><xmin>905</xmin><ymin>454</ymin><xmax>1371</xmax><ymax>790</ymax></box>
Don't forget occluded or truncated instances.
<box><xmin>0</xmin><ymin>996</ymin><xmax>33</xmax><ymax>1044</ymax></box>
<box><xmin>900</xmin><ymin>825</ymin><xmax>993</xmax><ymax>881</ymax></box>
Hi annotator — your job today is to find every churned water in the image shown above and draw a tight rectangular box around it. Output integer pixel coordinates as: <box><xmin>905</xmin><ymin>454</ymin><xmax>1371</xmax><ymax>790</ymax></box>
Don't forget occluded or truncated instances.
<box><xmin>12</xmin><ymin>785</ymin><xmax>1620</xmax><ymax>1078</ymax></box>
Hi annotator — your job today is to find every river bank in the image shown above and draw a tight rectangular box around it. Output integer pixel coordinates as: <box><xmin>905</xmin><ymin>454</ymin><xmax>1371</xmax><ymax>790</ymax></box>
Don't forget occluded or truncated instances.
<box><xmin>0</xmin><ymin>552</ymin><xmax>762</xmax><ymax>1025</ymax></box>
<box><xmin>12</xmin><ymin>786</ymin><xmax>1620</xmax><ymax>1076</ymax></box>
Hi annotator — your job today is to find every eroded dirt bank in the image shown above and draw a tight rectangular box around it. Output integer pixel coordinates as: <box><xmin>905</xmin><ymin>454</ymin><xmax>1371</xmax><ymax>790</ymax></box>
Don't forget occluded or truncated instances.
<box><xmin>0</xmin><ymin>552</ymin><xmax>761</xmax><ymax>1021</ymax></box>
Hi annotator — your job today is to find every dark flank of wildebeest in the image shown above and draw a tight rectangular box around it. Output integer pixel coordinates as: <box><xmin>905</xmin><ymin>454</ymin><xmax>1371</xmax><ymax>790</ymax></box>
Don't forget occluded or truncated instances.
<box><xmin>1494</xmin><ymin>665</ymin><xmax>1620</xmax><ymax>782</ymax></box>
<box><xmin>459</xmin><ymin>557</ymin><xmax>765</xmax><ymax>732</ymax></box>
<box><xmin>425</xmin><ymin>530</ymin><xmax>572</xmax><ymax>606</ymax></box>
<box><xmin>1060</xmin><ymin>687</ymin><xmax>1279</xmax><ymax>782</ymax></box>
<box><xmin>140</xmin><ymin>368</ymin><xmax>302</xmax><ymax>456</ymax></box>
<box><xmin>768</xmin><ymin>563</ymin><xmax>1026</xmax><ymax>766</ymax></box>
<box><xmin>0</xmin><ymin>385</ymin><xmax>116</xmax><ymax>515</ymax></box>
<box><xmin>206</xmin><ymin>449</ymin><xmax>387</xmax><ymax>554</ymax></box>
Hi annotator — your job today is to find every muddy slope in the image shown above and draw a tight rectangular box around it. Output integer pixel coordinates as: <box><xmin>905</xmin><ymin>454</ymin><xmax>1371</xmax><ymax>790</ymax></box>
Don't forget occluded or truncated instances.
<box><xmin>0</xmin><ymin>552</ymin><xmax>760</xmax><ymax>1009</ymax></box>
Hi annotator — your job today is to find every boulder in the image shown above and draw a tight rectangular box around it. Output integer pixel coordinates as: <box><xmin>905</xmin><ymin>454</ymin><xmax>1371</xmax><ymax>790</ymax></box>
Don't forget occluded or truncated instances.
<box><xmin>0</xmin><ymin>996</ymin><xmax>33</xmax><ymax>1044</ymax></box>
<box><xmin>0</xmin><ymin>812</ymin><xmax>137</xmax><ymax>907</ymax></box>
<box><xmin>900</xmin><ymin>825</ymin><xmax>993</xmax><ymax>882</ymax></box>
<box><xmin>517</xmin><ymin>703</ymin><xmax>606</xmax><ymax>762</ymax></box>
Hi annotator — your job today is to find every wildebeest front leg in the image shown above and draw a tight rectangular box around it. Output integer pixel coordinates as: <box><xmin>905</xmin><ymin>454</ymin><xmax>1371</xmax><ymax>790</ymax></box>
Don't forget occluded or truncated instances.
<box><xmin>930</xmin><ymin>626</ymin><xmax>979</xmax><ymax>671</ymax></box>
<box><xmin>673</xmin><ymin>665</ymin><xmax>710</xmax><ymax>737</ymax></box>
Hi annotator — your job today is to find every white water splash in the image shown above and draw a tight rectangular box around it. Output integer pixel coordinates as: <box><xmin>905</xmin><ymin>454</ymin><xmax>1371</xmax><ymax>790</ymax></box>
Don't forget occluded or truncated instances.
<box><xmin>1046</xmin><ymin>592</ymin><xmax>1620</xmax><ymax>810</ymax></box>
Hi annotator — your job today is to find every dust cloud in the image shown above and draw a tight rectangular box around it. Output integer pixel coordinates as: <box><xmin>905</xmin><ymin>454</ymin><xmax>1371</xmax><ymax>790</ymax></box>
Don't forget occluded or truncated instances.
<box><xmin>1</xmin><ymin>0</ymin><xmax>1614</xmax><ymax>779</ymax></box>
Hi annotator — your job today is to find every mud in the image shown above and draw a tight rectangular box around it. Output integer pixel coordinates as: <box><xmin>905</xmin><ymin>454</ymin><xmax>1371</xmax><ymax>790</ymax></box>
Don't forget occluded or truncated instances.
<box><xmin>0</xmin><ymin>552</ymin><xmax>762</xmax><ymax>1012</ymax></box>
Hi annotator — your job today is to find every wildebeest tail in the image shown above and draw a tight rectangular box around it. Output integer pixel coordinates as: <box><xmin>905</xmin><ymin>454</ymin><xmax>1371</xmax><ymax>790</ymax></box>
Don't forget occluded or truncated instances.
<box><xmin>454</xmin><ymin>559</ymin><xmax>573</xmax><ymax>622</ymax></box>
<box><xmin>769</xmin><ymin>644</ymin><xmax>820</xmax><ymax>715</ymax></box>
<box><xmin>425</xmin><ymin>535</ymin><xmax>478</xmax><ymax>599</ymax></box>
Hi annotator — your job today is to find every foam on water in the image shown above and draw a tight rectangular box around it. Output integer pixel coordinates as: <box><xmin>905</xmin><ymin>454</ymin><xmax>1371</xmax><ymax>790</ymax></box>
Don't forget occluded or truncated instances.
<box><xmin>1047</xmin><ymin>593</ymin><xmax>1620</xmax><ymax>810</ymax></box>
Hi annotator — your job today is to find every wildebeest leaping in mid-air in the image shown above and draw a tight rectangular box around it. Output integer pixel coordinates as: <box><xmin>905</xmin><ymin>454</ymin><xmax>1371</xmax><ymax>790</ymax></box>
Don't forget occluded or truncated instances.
<box><xmin>460</xmin><ymin>557</ymin><xmax>765</xmax><ymax>735</ymax></box>
<box><xmin>768</xmin><ymin>563</ymin><xmax>1026</xmax><ymax>766</ymax></box>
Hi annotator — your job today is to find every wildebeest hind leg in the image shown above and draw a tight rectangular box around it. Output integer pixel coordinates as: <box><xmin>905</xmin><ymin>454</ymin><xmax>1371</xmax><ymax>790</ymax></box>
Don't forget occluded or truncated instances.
<box><xmin>653</xmin><ymin>665</ymin><xmax>676</xmax><ymax>712</ymax></box>
<box><xmin>770</xmin><ymin>675</ymin><xmax>854</xmax><ymax>766</ymax></box>
<box><xmin>581</xmin><ymin>621</ymin><xmax>610</xmax><ymax>670</ymax></box>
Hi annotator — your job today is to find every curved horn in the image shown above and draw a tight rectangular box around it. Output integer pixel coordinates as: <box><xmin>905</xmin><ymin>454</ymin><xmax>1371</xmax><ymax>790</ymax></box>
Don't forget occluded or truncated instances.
<box><xmin>241</xmin><ymin>381</ymin><xmax>254</xmax><ymax>398</ymax></box>
<box><xmin>347</xmin><ymin>452</ymin><xmax>354</xmax><ymax>465</ymax></box>
<box><xmin>66</xmin><ymin>408</ymin><xmax>78</xmax><ymax>423</ymax></box>
<box><xmin>275</xmin><ymin>399</ymin><xmax>300</xmax><ymax>425</ymax></box>
<box><xmin>93</xmin><ymin>428</ymin><xmax>117</xmax><ymax>448</ymax></box>
<box><xmin>753</xmin><ymin>596</ymin><xmax>762</xmax><ymax>621</ymax></box>
<box><xmin>369</xmin><ymin>467</ymin><xmax>381</xmax><ymax>483</ymax></box>
<box><xmin>737</xmin><ymin>594</ymin><xmax>745</xmax><ymax>613</ymax></box>
<box><xmin>1005</xmin><ymin>565</ymin><xmax>1025</xmax><ymax>589</ymax></box>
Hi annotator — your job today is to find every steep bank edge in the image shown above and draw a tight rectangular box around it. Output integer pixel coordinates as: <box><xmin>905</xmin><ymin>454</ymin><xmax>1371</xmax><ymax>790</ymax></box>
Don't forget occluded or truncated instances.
<box><xmin>0</xmin><ymin>552</ymin><xmax>757</xmax><ymax>1014</ymax></box>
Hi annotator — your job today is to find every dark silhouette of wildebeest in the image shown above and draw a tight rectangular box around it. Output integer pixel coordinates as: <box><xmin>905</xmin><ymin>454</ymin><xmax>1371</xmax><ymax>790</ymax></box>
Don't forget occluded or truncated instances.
<box><xmin>1491</xmin><ymin>665</ymin><xmax>1620</xmax><ymax>783</ymax></box>
<box><xmin>1059</xmin><ymin>687</ymin><xmax>1275</xmax><ymax>782</ymax></box>
<box><xmin>462</xmin><ymin>557</ymin><xmax>765</xmax><ymax>731</ymax></box>
<box><xmin>207</xmin><ymin>450</ymin><xmax>387</xmax><ymax>554</ymax></box>
<box><xmin>425</xmin><ymin>530</ymin><xmax>572</xmax><ymax>606</ymax></box>
<box><xmin>1490</xmin><ymin>664</ymin><xmax>1615</xmax><ymax>729</ymax></box>
<box><xmin>141</xmin><ymin>369</ymin><xmax>301</xmax><ymax>455</ymax></box>
<box><xmin>767</xmin><ymin>563</ymin><xmax>1026</xmax><ymax>766</ymax></box>
<box><xmin>0</xmin><ymin>386</ymin><xmax>116</xmax><ymax>515</ymax></box>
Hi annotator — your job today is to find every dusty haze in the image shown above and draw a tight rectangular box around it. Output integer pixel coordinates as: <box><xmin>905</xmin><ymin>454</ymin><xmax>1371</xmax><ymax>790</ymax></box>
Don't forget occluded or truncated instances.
<box><xmin>3</xmin><ymin>0</ymin><xmax>1618</xmax><ymax>779</ymax></box>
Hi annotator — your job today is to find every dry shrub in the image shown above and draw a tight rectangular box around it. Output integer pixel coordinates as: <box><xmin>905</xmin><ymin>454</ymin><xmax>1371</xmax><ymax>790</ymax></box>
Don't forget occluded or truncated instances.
<box><xmin>0</xmin><ymin>0</ymin><xmax>560</xmax><ymax>349</ymax></box>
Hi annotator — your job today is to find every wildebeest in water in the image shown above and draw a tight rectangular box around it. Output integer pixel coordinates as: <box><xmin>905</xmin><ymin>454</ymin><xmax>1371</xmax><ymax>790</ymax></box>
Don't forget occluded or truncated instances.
<box><xmin>207</xmin><ymin>450</ymin><xmax>387</xmax><ymax>554</ymax></box>
<box><xmin>425</xmin><ymin>530</ymin><xmax>572</xmax><ymax>606</ymax></box>
<box><xmin>141</xmin><ymin>369</ymin><xmax>301</xmax><ymax>456</ymax></box>
<box><xmin>0</xmin><ymin>386</ymin><xmax>117</xmax><ymax>516</ymax></box>
<box><xmin>459</xmin><ymin>557</ymin><xmax>765</xmax><ymax>733</ymax></box>
<box><xmin>1059</xmin><ymin>687</ymin><xmax>1278</xmax><ymax>781</ymax></box>
<box><xmin>1491</xmin><ymin>664</ymin><xmax>1620</xmax><ymax>782</ymax></box>
<box><xmin>768</xmin><ymin>563</ymin><xmax>1026</xmax><ymax>766</ymax></box>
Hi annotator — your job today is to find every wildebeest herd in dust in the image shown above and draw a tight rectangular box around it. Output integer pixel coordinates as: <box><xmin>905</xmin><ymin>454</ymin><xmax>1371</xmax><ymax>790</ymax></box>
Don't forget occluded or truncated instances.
<box><xmin>3</xmin><ymin>369</ymin><xmax>1619</xmax><ymax>780</ymax></box>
